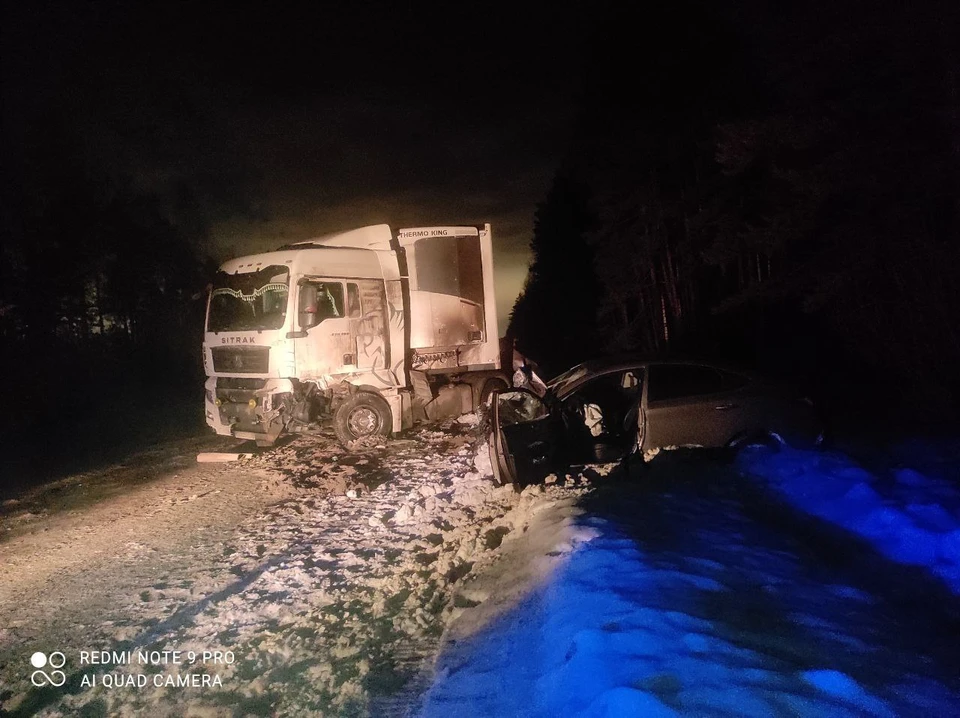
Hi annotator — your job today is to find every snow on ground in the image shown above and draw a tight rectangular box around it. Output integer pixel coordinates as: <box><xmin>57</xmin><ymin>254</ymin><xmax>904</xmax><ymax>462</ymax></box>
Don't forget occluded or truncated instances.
<box><xmin>737</xmin><ymin>443</ymin><xmax>960</xmax><ymax>593</ymax></box>
<box><xmin>6</xmin><ymin>426</ymin><xmax>960</xmax><ymax>716</ymax></box>
<box><xmin>0</xmin><ymin>419</ymin><xmax>589</xmax><ymax>717</ymax></box>
<box><xmin>420</xmin><ymin>452</ymin><xmax>960</xmax><ymax>717</ymax></box>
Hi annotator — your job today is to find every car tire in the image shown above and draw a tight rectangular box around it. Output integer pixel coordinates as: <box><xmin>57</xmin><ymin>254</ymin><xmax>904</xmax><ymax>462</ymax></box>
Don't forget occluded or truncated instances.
<box><xmin>729</xmin><ymin>431</ymin><xmax>783</xmax><ymax>455</ymax></box>
<box><xmin>621</xmin><ymin>448</ymin><xmax>647</xmax><ymax>478</ymax></box>
<box><xmin>333</xmin><ymin>392</ymin><xmax>392</xmax><ymax>446</ymax></box>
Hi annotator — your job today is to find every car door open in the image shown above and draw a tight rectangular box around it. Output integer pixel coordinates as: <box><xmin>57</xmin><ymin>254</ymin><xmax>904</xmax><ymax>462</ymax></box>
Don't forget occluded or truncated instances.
<box><xmin>489</xmin><ymin>389</ymin><xmax>561</xmax><ymax>487</ymax></box>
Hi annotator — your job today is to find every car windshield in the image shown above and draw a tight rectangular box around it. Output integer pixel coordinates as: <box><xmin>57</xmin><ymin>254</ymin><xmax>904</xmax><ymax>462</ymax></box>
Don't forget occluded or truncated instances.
<box><xmin>547</xmin><ymin>364</ymin><xmax>590</xmax><ymax>396</ymax></box>
<box><xmin>207</xmin><ymin>266</ymin><xmax>290</xmax><ymax>332</ymax></box>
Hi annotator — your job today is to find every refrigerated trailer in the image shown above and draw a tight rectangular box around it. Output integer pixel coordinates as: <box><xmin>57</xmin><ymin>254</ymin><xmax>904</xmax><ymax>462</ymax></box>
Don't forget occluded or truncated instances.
<box><xmin>202</xmin><ymin>224</ymin><xmax>509</xmax><ymax>446</ymax></box>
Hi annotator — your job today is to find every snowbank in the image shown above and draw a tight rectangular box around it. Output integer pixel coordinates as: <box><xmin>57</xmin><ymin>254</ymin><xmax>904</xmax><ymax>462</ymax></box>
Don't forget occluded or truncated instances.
<box><xmin>420</xmin><ymin>457</ymin><xmax>960</xmax><ymax>717</ymax></box>
<box><xmin>737</xmin><ymin>445</ymin><xmax>960</xmax><ymax>594</ymax></box>
<box><xmin>421</xmin><ymin>515</ymin><xmax>931</xmax><ymax>718</ymax></box>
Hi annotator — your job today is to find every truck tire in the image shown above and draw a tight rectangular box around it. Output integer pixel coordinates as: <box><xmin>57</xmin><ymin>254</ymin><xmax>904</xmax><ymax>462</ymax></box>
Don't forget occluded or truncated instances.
<box><xmin>333</xmin><ymin>392</ymin><xmax>392</xmax><ymax>446</ymax></box>
<box><xmin>479</xmin><ymin>378</ymin><xmax>509</xmax><ymax>407</ymax></box>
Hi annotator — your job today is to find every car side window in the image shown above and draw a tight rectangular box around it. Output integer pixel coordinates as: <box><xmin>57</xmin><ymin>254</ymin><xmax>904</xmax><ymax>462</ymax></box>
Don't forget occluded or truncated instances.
<box><xmin>569</xmin><ymin>373</ymin><xmax>623</xmax><ymax>404</ymax></box>
<box><xmin>621</xmin><ymin>369</ymin><xmax>644</xmax><ymax>399</ymax></box>
<box><xmin>648</xmin><ymin>365</ymin><xmax>724</xmax><ymax>402</ymax></box>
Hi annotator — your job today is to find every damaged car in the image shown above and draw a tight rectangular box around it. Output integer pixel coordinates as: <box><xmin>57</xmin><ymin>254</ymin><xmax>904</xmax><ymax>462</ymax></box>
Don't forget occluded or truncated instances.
<box><xmin>489</xmin><ymin>359</ymin><xmax>823</xmax><ymax>486</ymax></box>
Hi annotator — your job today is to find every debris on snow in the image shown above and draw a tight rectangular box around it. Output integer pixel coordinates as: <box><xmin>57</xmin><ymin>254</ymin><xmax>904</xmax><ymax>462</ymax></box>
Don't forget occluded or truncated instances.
<box><xmin>0</xmin><ymin>419</ymin><xmax>586</xmax><ymax>717</ymax></box>
<box><xmin>472</xmin><ymin>442</ymin><xmax>494</xmax><ymax>479</ymax></box>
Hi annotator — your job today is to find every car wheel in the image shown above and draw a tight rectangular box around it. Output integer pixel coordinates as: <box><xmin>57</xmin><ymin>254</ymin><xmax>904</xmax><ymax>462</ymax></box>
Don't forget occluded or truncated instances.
<box><xmin>333</xmin><ymin>392</ymin><xmax>391</xmax><ymax>446</ymax></box>
<box><xmin>729</xmin><ymin>431</ymin><xmax>783</xmax><ymax>454</ymax></box>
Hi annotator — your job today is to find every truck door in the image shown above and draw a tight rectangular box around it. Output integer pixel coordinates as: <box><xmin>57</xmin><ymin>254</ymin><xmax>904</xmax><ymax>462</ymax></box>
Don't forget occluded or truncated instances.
<box><xmin>347</xmin><ymin>280</ymin><xmax>392</xmax><ymax>379</ymax></box>
<box><xmin>293</xmin><ymin>279</ymin><xmax>353</xmax><ymax>378</ymax></box>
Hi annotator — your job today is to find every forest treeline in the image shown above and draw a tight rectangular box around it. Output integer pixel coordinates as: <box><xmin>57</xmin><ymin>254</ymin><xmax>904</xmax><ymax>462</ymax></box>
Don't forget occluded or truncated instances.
<box><xmin>3</xmin><ymin>0</ymin><xmax>960</xmax><ymax>466</ymax></box>
<box><xmin>1</xmin><ymin>6</ymin><xmax>258</xmax><ymax>466</ymax></box>
<box><xmin>510</xmin><ymin>0</ymin><xmax>960</xmax><ymax>422</ymax></box>
<box><xmin>0</xmin><ymin>116</ymin><xmax>217</xmax><ymax>459</ymax></box>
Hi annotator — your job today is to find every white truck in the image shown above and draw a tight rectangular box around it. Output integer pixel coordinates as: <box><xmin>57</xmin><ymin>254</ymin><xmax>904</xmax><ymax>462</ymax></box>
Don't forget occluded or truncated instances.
<box><xmin>202</xmin><ymin>224</ymin><xmax>510</xmax><ymax>446</ymax></box>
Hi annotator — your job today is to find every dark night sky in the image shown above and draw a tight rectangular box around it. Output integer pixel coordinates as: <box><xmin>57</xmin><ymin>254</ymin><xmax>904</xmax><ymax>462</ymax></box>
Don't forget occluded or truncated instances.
<box><xmin>4</xmin><ymin>2</ymin><xmax>593</xmax><ymax>327</ymax></box>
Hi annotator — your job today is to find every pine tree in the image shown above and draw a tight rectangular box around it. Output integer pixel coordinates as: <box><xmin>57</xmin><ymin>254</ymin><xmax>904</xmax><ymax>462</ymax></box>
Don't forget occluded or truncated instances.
<box><xmin>508</xmin><ymin>174</ymin><xmax>600</xmax><ymax>375</ymax></box>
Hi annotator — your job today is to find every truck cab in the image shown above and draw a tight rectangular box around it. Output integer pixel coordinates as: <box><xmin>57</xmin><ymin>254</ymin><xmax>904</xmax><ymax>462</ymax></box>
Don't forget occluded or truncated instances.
<box><xmin>202</xmin><ymin>224</ymin><xmax>508</xmax><ymax>446</ymax></box>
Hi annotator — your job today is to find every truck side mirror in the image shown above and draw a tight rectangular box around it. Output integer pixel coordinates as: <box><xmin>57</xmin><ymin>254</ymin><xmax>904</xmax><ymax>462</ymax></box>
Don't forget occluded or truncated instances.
<box><xmin>299</xmin><ymin>284</ymin><xmax>319</xmax><ymax>329</ymax></box>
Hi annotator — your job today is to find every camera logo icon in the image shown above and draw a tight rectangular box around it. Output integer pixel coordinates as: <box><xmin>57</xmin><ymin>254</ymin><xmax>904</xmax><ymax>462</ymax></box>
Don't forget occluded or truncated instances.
<box><xmin>30</xmin><ymin>651</ymin><xmax>66</xmax><ymax>687</ymax></box>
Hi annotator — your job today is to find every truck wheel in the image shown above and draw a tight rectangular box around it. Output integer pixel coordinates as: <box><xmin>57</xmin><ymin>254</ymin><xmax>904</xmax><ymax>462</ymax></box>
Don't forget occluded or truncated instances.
<box><xmin>479</xmin><ymin>378</ymin><xmax>509</xmax><ymax>407</ymax></box>
<box><xmin>333</xmin><ymin>392</ymin><xmax>392</xmax><ymax>445</ymax></box>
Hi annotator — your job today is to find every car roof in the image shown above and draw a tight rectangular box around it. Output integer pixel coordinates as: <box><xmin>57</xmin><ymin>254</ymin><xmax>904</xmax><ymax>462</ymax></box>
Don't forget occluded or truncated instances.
<box><xmin>551</xmin><ymin>356</ymin><xmax>757</xmax><ymax>375</ymax></box>
<box><xmin>547</xmin><ymin>356</ymin><xmax>758</xmax><ymax>398</ymax></box>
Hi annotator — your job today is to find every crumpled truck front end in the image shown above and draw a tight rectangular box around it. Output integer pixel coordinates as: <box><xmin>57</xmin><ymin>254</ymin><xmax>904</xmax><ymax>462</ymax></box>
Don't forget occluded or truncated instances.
<box><xmin>204</xmin><ymin>375</ymin><xmax>297</xmax><ymax>446</ymax></box>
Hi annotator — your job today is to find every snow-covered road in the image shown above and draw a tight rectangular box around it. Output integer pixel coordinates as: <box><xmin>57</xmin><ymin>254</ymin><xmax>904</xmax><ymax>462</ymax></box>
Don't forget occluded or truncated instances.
<box><xmin>0</xmin><ymin>419</ymin><xmax>587</xmax><ymax>716</ymax></box>
<box><xmin>421</xmin><ymin>451</ymin><xmax>960</xmax><ymax>717</ymax></box>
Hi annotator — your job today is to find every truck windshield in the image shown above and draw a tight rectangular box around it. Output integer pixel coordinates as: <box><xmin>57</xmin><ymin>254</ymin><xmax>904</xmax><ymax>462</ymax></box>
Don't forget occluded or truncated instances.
<box><xmin>207</xmin><ymin>266</ymin><xmax>290</xmax><ymax>332</ymax></box>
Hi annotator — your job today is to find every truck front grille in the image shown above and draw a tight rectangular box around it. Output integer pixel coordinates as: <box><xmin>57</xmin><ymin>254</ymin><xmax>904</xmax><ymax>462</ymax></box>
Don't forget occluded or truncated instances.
<box><xmin>211</xmin><ymin>347</ymin><xmax>269</xmax><ymax>373</ymax></box>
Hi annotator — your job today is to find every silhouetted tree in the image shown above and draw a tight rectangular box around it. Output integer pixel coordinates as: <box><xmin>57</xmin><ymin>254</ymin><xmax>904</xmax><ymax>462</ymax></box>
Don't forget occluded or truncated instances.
<box><xmin>508</xmin><ymin>174</ymin><xmax>600</xmax><ymax>375</ymax></box>
<box><xmin>512</xmin><ymin>0</ymin><xmax>960</xmax><ymax>418</ymax></box>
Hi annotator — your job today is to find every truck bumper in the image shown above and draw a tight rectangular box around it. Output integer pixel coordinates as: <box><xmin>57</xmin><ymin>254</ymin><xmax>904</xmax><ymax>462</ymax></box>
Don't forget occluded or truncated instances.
<box><xmin>205</xmin><ymin>377</ymin><xmax>295</xmax><ymax>445</ymax></box>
